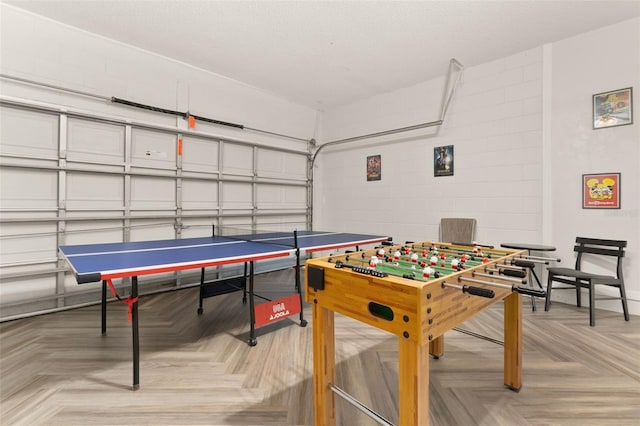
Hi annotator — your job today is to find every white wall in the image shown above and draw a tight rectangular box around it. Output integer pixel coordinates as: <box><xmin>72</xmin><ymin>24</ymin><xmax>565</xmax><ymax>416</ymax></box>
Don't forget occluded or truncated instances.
<box><xmin>549</xmin><ymin>18</ymin><xmax>639</xmax><ymax>313</ymax></box>
<box><xmin>316</xmin><ymin>47</ymin><xmax>545</xmax><ymax>246</ymax></box>
<box><xmin>316</xmin><ymin>18</ymin><xmax>639</xmax><ymax>316</ymax></box>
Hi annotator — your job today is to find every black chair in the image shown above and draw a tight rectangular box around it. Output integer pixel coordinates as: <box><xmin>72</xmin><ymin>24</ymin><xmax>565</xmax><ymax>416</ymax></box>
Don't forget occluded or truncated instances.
<box><xmin>545</xmin><ymin>237</ymin><xmax>629</xmax><ymax>326</ymax></box>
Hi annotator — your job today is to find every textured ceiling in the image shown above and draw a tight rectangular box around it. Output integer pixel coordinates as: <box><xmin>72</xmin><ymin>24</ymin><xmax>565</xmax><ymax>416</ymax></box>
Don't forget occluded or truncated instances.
<box><xmin>3</xmin><ymin>0</ymin><xmax>640</xmax><ymax>109</ymax></box>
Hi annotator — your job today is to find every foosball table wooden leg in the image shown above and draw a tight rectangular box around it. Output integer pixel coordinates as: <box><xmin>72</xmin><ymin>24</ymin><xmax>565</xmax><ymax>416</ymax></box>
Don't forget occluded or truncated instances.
<box><xmin>398</xmin><ymin>337</ymin><xmax>430</xmax><ymax>426</ymax></box>
<box><xmin>312</xmin><ymin>303</ymin><xmax>336</xmax><ymax>426</ymax></box>
<box><xmin>503</xmin><ymin>292</ymin><xmax>522</xmax><ymax>391</ymax></box>
<box><xmin>429</xmin><ymin>335</ymin><xmax>444</xmax><ymax>358</ymax></box>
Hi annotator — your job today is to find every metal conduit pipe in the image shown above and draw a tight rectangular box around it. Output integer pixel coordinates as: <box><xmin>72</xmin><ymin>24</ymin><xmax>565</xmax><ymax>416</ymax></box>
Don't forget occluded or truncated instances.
<box><xmin>308</xmin><ymin>58</ymin><xmax>464</xmax><ymax>227</ymax></box>
<box><xmin>310</xmin><ymin>119</ymin><xmax>443</xmax><ymax>165</ymax></box>
<box><xmin>310</xmin><ymin>58</ymin><xmax>463</xmax><ymax>166</ymax></box>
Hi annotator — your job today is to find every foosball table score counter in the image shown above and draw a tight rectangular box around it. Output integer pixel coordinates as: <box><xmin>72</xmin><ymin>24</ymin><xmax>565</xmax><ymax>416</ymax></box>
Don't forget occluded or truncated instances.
<box><xmin>305</xmin><ymin>240</ymin><xmax>543</xmax><ymax>426</ymax></box>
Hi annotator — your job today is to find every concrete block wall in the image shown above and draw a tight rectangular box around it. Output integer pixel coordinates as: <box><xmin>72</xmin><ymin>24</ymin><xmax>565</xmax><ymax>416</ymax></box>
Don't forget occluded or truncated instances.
<box><xmin>315</xmin><ymin>47</ymin><xmax>544</xmax><ymax>248</ymax></box>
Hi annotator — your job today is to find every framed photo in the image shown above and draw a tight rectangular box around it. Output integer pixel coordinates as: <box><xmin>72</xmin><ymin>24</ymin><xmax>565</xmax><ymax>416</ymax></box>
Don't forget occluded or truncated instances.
<box><xmin>582</xmin><ymin>173</ymin><xmax>621</xmax><ymax>209</ymax></box>
<box><xmin>366</xmin><ymin>154</ymin><xmax>381</xmax><ymax>181</ymax></box>
<box><xmin>434</xmin><ymin>145</ymin><xmax>454</xmax><ymax>177</ymax></box>
<box><xmin>593</xmin><ymin>87</ymin><xmax>633</xmax><ymax>129</ymax></box>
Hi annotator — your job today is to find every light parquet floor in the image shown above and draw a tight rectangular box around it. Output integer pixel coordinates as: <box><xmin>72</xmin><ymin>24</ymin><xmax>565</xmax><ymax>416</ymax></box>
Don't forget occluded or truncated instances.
<box><xmin>1</xmin><ymin>269</ymin><xmax>639</xmax><ymax>425</ymax></box>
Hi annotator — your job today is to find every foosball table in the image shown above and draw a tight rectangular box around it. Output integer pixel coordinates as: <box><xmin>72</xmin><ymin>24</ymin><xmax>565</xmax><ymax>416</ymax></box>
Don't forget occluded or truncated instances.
<box><xmin>305</xmin><ymin>240</ymin><xmax>545</xmax><ymax>426</ymax></box>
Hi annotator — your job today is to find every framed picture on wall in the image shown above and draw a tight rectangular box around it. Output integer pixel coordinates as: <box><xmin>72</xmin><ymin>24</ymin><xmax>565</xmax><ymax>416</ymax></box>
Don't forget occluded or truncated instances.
<box><xmin>434</xmin><ymin>145</ymin><xmax>454</xmax><ymax>177</ymax></box>
<box><xmin>367</xmin><ymin>154</ymin><xmax>381</xmax><ymax>181</ymax></box>
<box><xmin>582</xmin><ymin>172</ymin><xmax>621</xmax><ymax>209</ymax></box>
<box><xmin>593</xmin><ymin>87</ymin><xmax>633</xmax><ymax>129</ymax></box>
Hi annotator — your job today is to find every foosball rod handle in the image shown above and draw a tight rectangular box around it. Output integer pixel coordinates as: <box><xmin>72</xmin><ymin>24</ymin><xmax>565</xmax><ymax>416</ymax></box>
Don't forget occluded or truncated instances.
<box><xmin>442</xmin><ymin>281</ymin><xmax>495</xmax><ymax>299</ymax></box>
<box><xmin>514</xmin><ymin>286</ymin><xmax>547</xmax><ymax>298</ymax></box>
<box><xmin>464</xmin><ymin>285</ymin><xmax>495</xmax><ymax>298</ymax></box>
<box><xmin>500</xmin><ymin>268</ymin><xmax>527</xmax><ymax>278</ymax></box>
<box><xmin>461</xmin><ymin>275</ymin><xmax>547</xmax><ymax>298</ymax></box>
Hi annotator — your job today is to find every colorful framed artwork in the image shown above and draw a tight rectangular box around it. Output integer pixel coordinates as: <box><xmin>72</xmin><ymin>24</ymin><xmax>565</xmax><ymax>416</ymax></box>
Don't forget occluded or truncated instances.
<box><xmin>434</xmin><ymin>145</ymin><xmax>453</xmax><ymax>177</ymax></box>
<box><xmin>593</xmin><ymin>87</ymin><xmax>633</xmax><ymax>129</ymax></box>
<box><xmin>367</xmin><ymin>155</ymin><xmax>381</xmax><ymax>181</ymax></box>
<box><xmin>582</xmin><ymin>173</ymin><xmax>621</xmax><ymax>209</ymax></box>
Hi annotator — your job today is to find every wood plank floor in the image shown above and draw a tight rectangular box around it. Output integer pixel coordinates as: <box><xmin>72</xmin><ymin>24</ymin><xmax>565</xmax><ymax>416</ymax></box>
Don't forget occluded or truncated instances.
<box><xmin>1</xmin><ymin>269</ymin><xmax>638</xmax><ymax>425</ymax></box>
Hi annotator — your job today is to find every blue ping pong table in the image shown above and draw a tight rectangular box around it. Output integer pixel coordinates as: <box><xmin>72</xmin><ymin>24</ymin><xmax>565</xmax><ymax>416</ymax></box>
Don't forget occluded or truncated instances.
<box><xmin>60</xmin><ymin>230</ymin><xmax>388</xmax><ymax>390</ymax></box>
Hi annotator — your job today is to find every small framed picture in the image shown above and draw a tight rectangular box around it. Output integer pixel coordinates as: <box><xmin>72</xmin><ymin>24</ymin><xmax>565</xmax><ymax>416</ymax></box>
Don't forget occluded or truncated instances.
<box><xmin>593</xmin><ymin>87</ymin><xmax>633</xmax><ymax>129</ymax></box>
<box><xmin>367</xmin><ymin>154</ymin><xmax>381</xmax><ymax>181</ymax></box>
<box><xmin>582</xmin><ymin>172</ymin><xmax>621</xmax><ymax>209</ymax></box>
<box><xmin>434</xmin><ymin>145</ymin><xmax>453</xmax><ymax>177</ymax></box>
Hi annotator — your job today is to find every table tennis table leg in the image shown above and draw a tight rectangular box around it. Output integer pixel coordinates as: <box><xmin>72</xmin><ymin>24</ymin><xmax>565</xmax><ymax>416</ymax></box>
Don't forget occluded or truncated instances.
<box><xmin>294</xmin><ymin>249</ymin><xmax>308</xmax><ymax>327</ymax></box>
<box><xmin>101</xmin><ymin>280</ymin><xmax>107</xmax><ymax>335</ymax></box>
<box><xmin>248</xmin><ymin>261</ymin><xmax>257</xmax><ymax>346</ymax></box>
<box><xmin>132</xmin><ymin>276</ymin><xmax>140</xmax><ymax>390</ymax></box>
<box><xmin>197</xmin><ymin>268</ymin><xmax>205</xmax><ymax>315</ymax></box>
<box><xmin>242</xmin><ymin>262</ymin><xmax>248</xmax><ymax>304</ymax></box>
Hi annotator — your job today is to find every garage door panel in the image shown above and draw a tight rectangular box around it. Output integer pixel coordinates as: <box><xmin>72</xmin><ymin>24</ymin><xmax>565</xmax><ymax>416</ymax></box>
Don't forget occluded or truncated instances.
<box><xmin>0</xmin><ymin>276</ymin><xmax>57</xmax><ymax>306</ymax></box>
<box><xmin>67</xmin><ymin>118</ymin><xmax>125</xmax><ymax>163</ymax></box>
<box><xmin>131</xmin><ymin>129</ymin><xmax>177</xmax><ymax>170</ymax></box>
<box><xmin>257</xmin><ymin>185</ymin><xmax>306</xmax><ymax>209</ymax></box>
<box><xmin>182</xmin><ymin>136</ymin><xmax>219</xmax><ymax>173</ymax></box>
<box><xmin>0</xmin><ymin>222</ymin><xmax>58</xmax><ymax>265</ymax></box>
<box><xmin>66</xmin><ymin>172</ymin><xmax>124</xmax><ymax>210</ymax></box>
<box><xmin>257</xmin><ymin>149</ymin><xmax>307</xmax><ymax>180</ymax></box>
<box><xmin>182</xmin><ymin>178</ymin><xmax>218</xmax><ymax>210</ymax></box>
<box><xmin>255</xmin><ymin>215</ymin><xmax>307</xmax><ymax>231</ymax></box>
<box><xmin>0</xmin><ymin>107</ymin><xmax>59</xmax><ymax>158</ymax></box>
<box><xmin>64</xmin><ymin>220</ymin><xmax>125</xmax><ymax>245</ymax></box>
<box><xmin>130</xmin><ymin>176</ymin><xmax>175</xmax><ymax>210</ymax></box>
<box><xmin>221</xmin><ymin>182</ymin><xmax>252</xmax><ymax>210</ymax></box>
<box><xmin>222</xmin><ymin>144</ymin><xmax>253</xmax><ymax>176</ymax></box>
<box><xmin>129</xmin><ymin>219</ymin><xmax>175</xmax><ymax>241</ymax></box>
<box><xmin>0</xmin><ymin>168</ymin><xmax>57</xmax><ymax>209</ymax></box>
